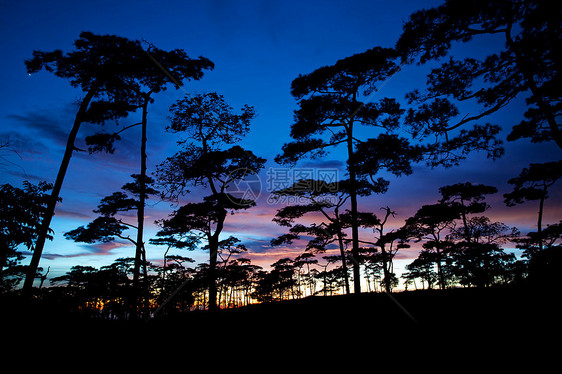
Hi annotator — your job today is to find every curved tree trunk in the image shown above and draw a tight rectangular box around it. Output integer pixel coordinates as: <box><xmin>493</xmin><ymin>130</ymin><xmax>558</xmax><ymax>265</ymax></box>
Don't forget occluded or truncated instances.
<box><xmin>23</xmin><ymin>88</ymin><xmax>96</xmax><ymax>296</ymax></box>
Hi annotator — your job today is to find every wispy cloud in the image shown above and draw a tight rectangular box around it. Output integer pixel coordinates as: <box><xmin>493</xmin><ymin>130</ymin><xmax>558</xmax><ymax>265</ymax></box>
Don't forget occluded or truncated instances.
<box><xmin>42</xmin><ymin>241</ymin><xmax>133</xmax><ymax>260</ymax></box>
<box><xmin>299</xmin><ymin>159</ymin><xmax>345</xmax><ymax>170</ymax></box>
<box><xmin>55</xmin><ymin>207</ymin><xmax>94</xmax><ymax>220</ymax></box>
<box><xmin>5</xmin><ymin>106</ymin><xmax>75</xmax><ymax>148</ymax></box>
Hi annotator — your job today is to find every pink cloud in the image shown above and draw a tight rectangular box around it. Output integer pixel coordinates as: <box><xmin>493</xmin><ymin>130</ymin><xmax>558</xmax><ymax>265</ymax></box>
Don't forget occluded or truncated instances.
<box><xmin>42</xmin><ymin>241</ymin><xmax>133</xmax><ymax>260</ymax></box>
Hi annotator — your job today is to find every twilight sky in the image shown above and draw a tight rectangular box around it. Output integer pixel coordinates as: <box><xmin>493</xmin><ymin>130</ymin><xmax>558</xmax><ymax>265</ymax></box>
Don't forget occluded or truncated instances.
<box><xmin>1</xmin><ymin>0</ymin><xmax>560</xmax><ymax>287</ymax></box>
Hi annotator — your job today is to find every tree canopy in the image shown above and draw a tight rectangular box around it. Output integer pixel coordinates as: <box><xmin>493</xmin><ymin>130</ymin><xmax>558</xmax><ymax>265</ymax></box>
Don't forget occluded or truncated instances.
<box><xmin>4</xmin><ymin>0</ymin><xmax>560</xmax><ymax>325</ymax></box>
<box><xmin>397</xmin><ymin>0</ymin><xmax>561</xmax><ymax>149</ymax></box>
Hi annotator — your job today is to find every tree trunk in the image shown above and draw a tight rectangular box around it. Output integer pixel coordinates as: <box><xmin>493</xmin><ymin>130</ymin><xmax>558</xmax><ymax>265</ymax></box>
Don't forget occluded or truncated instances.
<box><xmin>505</xmin><ymin>21</ymin><xmax>562</xmax><ymax>149</ymax></box>
<box><xmin>381</xmin><ymin>244</ymin><xmax>391</xmax><ymax>293</ymax></box>
<box><xmin>133</xmin><ymin>96</ymin><xmax>149</xmax><ymax>294</ymax></box>
<box><xmin>208</xmin><ymin>207</ymin><xmax>226</xmax><ymax>311</ymax></box>
<box><xmin>208</xmin><ymin>235</ymin><xmax>218</xmax><ymax>311</ymax></box>
<box><xmin>0</xmin><ymin>243</ymin><xmax>8</xmax><ymax>280</ymax></box>
<box><xmin>537</xmin><ymin>186</ymin><xmax>545</xmax><ymax>251</ymax></box>
<box><xmin>346</xmin><ymin>125</ymin><xmax>361</xmax><ymax>294</ymax></box>
<box><xmin>336</xmin><ymin>229</ymin><xmax>351</xmax><ymax>294</ymax></box>
<box><xmin>460</xmin><ymin>200</ymin><xmax>471</xmax><ymax>243</ymax></box>
<box><xmin>436</xmin><ymin>247</ymin><xmax>445</xmax><ymax>289</ymax></box>
<box><xmin>23</xmin><ymin>87</ymin><xmax>97</xmax><ymax>296</ymax></box>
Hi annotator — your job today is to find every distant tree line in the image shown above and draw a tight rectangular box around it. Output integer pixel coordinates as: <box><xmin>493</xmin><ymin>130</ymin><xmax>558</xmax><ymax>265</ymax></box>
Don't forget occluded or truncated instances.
<box><xmin>1</xmin><ymin>177</ymin><xmax>560</xmax><ymax>319</ymax></box>
<box><xmin>1</xmin><ymin>0</ymin><xmax>560</xmax><ymax>319</ymax></box>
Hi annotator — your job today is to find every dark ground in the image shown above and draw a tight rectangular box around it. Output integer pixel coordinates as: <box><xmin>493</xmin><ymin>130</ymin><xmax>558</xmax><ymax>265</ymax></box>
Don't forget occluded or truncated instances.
<box><xmin>154</xmin><ymin>287</ymin><xmax>559</xmax><ymax>338</ymax></box>
<box><xmin>3</xmin><ymin>286</ymin><xmax>559</xmax><ymax>354</ymax></box>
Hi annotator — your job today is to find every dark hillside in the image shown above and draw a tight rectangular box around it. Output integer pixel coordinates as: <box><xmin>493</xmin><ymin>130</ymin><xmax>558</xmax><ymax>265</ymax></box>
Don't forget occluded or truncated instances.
<box><xmin>3</xmin><ymin>286</ymin><xmax>557</xmax><ymax>354</ymax></box>
<box><xmin>148</xmin><ymin>287</ymin><xmax>558</xmax><ymax>342</ymax></box>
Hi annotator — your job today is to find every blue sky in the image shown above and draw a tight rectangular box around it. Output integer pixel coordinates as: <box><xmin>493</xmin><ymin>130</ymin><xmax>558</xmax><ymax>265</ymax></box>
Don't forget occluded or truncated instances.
<box><xmin>1</xmin><ymin>0</ymin><xmax>560</xmax><ymax>285</ymax></box>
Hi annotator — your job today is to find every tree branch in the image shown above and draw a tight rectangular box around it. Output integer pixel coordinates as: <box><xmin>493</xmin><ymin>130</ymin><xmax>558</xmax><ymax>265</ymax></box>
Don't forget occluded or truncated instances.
<box><xmin>443</xmin><ymin>92</ymin><xmax>515</xmax><ymax>132</ymax></box>
<box><xmin>114</xmin><ymin>122</ymin><xmax>143</xmax><ymax>136</ymax></box>
<box><xmin>117</xmin><ymin>219</ymin><xmax>138</xmax><ymax>230</ymax></box>
<box><xmin>504</xmin><ymin>19</ymin><xmax>562</xmax><ymax>149</ymax></box>
<box><xmin>116</xmin><ymin>234</ymin><xmax>137</xmax><ymax>246</ymax></box>
<box><xmin>463</xmin><ymin>26</ymin><xmax>508</xmax><ymax>36</ymax></box>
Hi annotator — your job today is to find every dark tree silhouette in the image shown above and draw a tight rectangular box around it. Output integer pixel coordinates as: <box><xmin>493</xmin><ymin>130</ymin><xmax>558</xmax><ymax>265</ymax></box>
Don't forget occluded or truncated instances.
<box><xmin>519</xmin><ymin>221</ymin><xmax>562</xmax><ymax>287</ymax></box>
<box><xmin>397</xmin><ymin>0</ymin><xmax>561</xmax><ymax>150</ymax></box>
<box><xmin>316</xmin><ymin>255</ymin><xmax>343</xmax><ymax>295</ymax></box>
<box><xmin>270</xmin><ymin>179</ymin><xmax>373</xmax><ymax>295</ymax></box>
<box><xmin>404</xmin><ymin>182</ymin><xmax>520</xmax><ymax>288</ymax></box>
<box><xmin>0</xmin><ymin>181</ymin><xmax>53</xmax><ymax>291</ymax></box>
<box><xmin>23</xmin><ymin>32</ymin><xmax>213</xmax><ymax>294</ymax></box>
<box><xmin>50</xmin><ymin>265</ymin><xmax>98</xmax><ymax>288</ymax></box>
<box><xmin>154</xmin><ymin>198</ymin><xmax>256</xmax><ymax>311</ymax></box>
<box><xmin>276</xmin><ymin>47</ymin><xmax>408</xmax><ymax>294</ymax></box>
<box><xmin>213</xmin><ymin>236</ymin><xmax>247</xmax><ymax>307</ymax></box>
<box><xmin>294</xmin><ymin>252</ymin><xmax>318</xmax><ymax>296</ymax></box>
<box><xmin>352</xmin><ymin>207</ymin><xmax>409</xmax><ymax>293</ymax></box>
<box><xmin>436</xmin><ymin>182</ymin><xmax>519</xmax><ymax>287</ymax></box>
<box><xmin>403</xmin><ymin>203</ymin><xmax>461</xmax><ymax>289</ymax></box>
<box><xmin>155</xmin><ymin>92</ymin><xmax>265</xmax><ymax>311</ymax></box>
<box><xmin>517</xmin><ymin>221</ymin><xmax>562</xmax><ymax>258</ymax></box>
<box><xmin>353</xmin><ymin>133</ymin><xmax>424</xmax><ymax>178</ymax></box>
<box><xmin>439</xmin><ymin>182</ymin><xmax>498</xmax><ymax>242</ymax></box>
<box><xmin>218</xmin><ymin>257</ymin><xmax>261</xmax><ymax>308</ymax></box>
<box><xmin>64</xmin><ymin>174</ymin><xmax>159</xmax><ymax>286</ymax></box>
<box><xmin>50</xmin><ymin>259</ymin><xmax>136</xmax><ymax>318</ymax></box>
<box><xmin>86</xmin><ymin>43</ymin><xmax>213</xmax><ymax>293</ymax></box>
<box><xmin>253</xmin><ymin>258</ymin><xmax>299</xmax><ymax>301</ymax></box>
<box><xmin>403</xmin><ymin>251</ymin><xmax>439</xmax><ymax>290</ymax></box>
<box><xmin>504</xmin><ymin>161</ymin><xmax>562</xmax><ymax>251</ymax></box>
<box><xmin>151</xmin><ymin>255</ymin><xmax>196</xmax><ymax>314</ymax></box>
<box><xmin>449</xmin><ymin>216</ymin><xmax>519</xmax><ymax>287</ymax></box>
